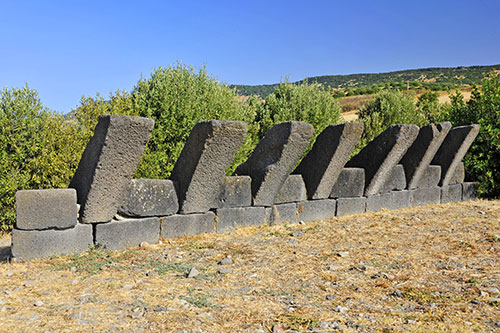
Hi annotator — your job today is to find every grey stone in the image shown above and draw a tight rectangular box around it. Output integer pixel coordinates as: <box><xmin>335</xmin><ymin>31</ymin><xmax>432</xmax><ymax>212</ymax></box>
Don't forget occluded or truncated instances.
<box><xmin>431</xmin><ymin>125</ymin><xmax>480</xmax><ymax>186</ymax></box>
<box><xmin>11</xmin><ymin>224</ymin><xmax>93</xmax><ymax>260</ymax></box>
<box><xmin>381</xmin><ymin>164</ymin><xmax>406</xmax><ymax>193</ymax></box>
<box><xmin>462</xmin><ymin>182</ymin><xmax>478</xmax><ymax>201</ymax></box>
<box><xmin>171</xmin><ymin>120</ymin><xmax>247</xmax><ymax>213</ymax></box>
<box><xmin>215</xmin><ymin>207</ymin><xmax>266</xmax><ymax>233</ymax></box>
<box><xmin>296</xmin><ymin>199</ymin><xmax>337</xmax><ymax>222</ymax></box>
<box><xmin>441</xmin><ymin>184</ymin><xmax>463</xmax><ymax>203</ymax></box>
<box><xmin>274</xmin><ymin>175</ymin><xmax>307</xmax><ymax>204</ymax></box>
<box><xmin>409</xmin><ymin>187</ymin><xmax>441</xmax><ymax>206</ymax></box>
<box><xmin>400</xmin><ymin>122</ymin><xmax>452</xmax><ymax>189</ymax></box>
<box><xmin>329</xmin><ymin>168</ymin><xmax>365</xmax><ymax>198</ymax></box>
<box><xmin>265</xmin><ymin>203</ymin><xmax>299</xmax><ymax>225</ymax></box>
<box><xmin>366</xmin><ymin>191</ymin><xmax>410</xmax><ymax>212</ymax></box>
<box><xmin>448</xmin><ymin>162</ymin><xmax>465</xmax><ymax>184</ymax></box>
<box><xmin>294</xmin><ymin>123</ymin><xmax>364</xmax><ymax>199</ymax></box>
<box><xmin>211</xmin><ymin>176</ymin><xmax>252</xmax><ymax>208</ymax></box>
<box><xmin>69</xmin><ymin>115</ymin><xmax>155</xmax><ymax>223</ymax></box>
<box><xmin>187</xmin><ymin>267</ymin><xmax>199</xmax><ymax>278</ymax></box>
<box><xmin>118</xmin><ymin>179</ymin><xmax>178</xmax><ymax>217</ymax></box>
<box><xmin>94</xmin><ymin>217</ymin><xmax>160</xmax><ymax>251</ymax></box>
<box><xmin>219</xmin><ymin>257</ymin><xmax>233</xmax><ymax>265</ymax></box>
<box><xmin>15</xmin><ymin>189</ymin><xmax>77</xmax><ymax>230</ymax></box>
<box><xmin>346</xmin><ymin>124</ymin><xmax>419</xmax><ymax>195</ymax></box>
<box><xmin>234</xmin><ymin>121</ymin><xmax>315</xmax><ymax>206</ymax></box>
<box><xmin>336</xmin><ymin>197</ymin><xmax>366</xmax><ymax>217</ymax></box>
<box><xmin>160</xmin><ymin>212</ymin><xmax>215</xmax><ymax>239</ymax></box>
<box><xmin>418</xmin><ymin>165</ymin><xmax>442</xmax><ymax>188</ymax></box>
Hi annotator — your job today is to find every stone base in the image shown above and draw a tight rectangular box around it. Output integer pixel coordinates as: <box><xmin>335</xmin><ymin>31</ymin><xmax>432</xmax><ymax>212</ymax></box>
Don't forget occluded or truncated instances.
<box><xmin>330</xmin><ymin>168</ymin><xmax>365</xmax><ymax>198</ymax></box>
<box><xmin>160</xmin><ymin>212</ymin><xmax>215</xmax><ymax>239</ymax></box>
<box><xmin>410</xmin><ymin>187</ymin><xmax>441</xmax><ymax>206</ymax></box>
<box><xmin>216</xmin><ymin>207</ymin><xmax>266</xmax><ymax>233</ymax></box>
<box><xmin>462</xmin><ymin>182</ymin><xmax>478</xmax><ymax>201</ymax></box>
<box><xmin>95</xmin><ymin>217</ymin><xmax>160</xmax><ymax>251</ymax></box>
<box><xmin>441</xmin><ymin>184</ymin><xmax>463</xmax><ymax>203</ymax></box>
<box><xmin>336</xmin><ymin>197</ymin><xmax>366</xmax><ymax>217</ymax></box>
<box><xmin>213</xmin><ymin>176</ymin><xmax>252</xmax><ymax>208</ymax></box>
<box><xmin>265</xmin><ymin>203</ymin><xmax>299</xmax><ymax>225</ymax></box>
<box><xmin>366</xmin><ymin>191</ymin><xmax>410</xmax><ymax>212</ymax></box>
<box><xmin>296</xmin><ymin>199</ymin><xmax>337</xmax><ymax>222</ymax></box>
<box><xmin>274</xmin><ymin>175</ymin><xmax>307</xmax><ymax>204</ymax></box>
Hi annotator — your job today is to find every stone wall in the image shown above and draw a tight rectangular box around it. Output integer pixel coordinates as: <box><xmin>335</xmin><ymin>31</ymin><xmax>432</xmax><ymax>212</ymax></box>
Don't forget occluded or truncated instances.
<box><xmin>10</xmin><ymin>115</ymin><xmax>480</xmax><ymax>260</ymax></box>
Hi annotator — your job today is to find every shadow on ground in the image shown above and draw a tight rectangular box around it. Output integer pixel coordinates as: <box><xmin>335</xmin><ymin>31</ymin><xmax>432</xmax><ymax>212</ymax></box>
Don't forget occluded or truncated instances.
<box><xmin>0</xmin><ymin>238</ymin><xmax>11</xmax><ymax>262</ymax></box>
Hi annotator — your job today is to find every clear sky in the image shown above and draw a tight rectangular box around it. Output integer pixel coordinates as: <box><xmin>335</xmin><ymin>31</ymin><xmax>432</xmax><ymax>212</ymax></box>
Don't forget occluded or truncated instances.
<box><xmin>1</xmin><ymin>0</ymin><xmax>499</xmax><ymax>113</ymax></box>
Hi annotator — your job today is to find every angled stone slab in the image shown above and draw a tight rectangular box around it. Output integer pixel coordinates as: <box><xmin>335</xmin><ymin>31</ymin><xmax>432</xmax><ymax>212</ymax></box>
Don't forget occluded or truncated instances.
<box><xmin>215</xmin><ymin>207</ymin><xmax>266</xmax><ymax>233</ymax></box>
<box><xmin>118</xmin><ymin>179</ymin><xmax>178</xmax><ymax>217</ymax></box>
<box><xmin>296</xmin><ymin>199</ymin><xmax>337</xmax><ymax>222</ymax></box>
<box><xmin>211</xmin><ymin>176</ymin><xmax>252</xmax><ymax>209</ymax></box>
<box><xmin>160</xmin><ymin>212</ymin><xmax>215</xmax><ymax>239</ymax></box>
<box><xmin>400</xmin><ymin>122</ymin><xmax>452</xmax><ymax>189</ymax></box>
<box><xmin>441</xmin><ymin>184</ymin><xmax>463</xmax><ymax>203</ymax></box>
<box><xmin>69</xmin><ymin>115</ymin><xmax>154</xmax><ymax>223</ymax></box>
<box><xmin>336</xmin><ymin>197</ymin><xmax>366</xmax><ymax>217</ymax></box>
<box><xmin>294</xmin><ymin>123</ymin><xmax>364</xmax><ymax>199</ymax></box>
<box><xmin>418</xmin><ymin>165</ymin><xmax>441</xmax><ymax>188</ymax></box>
<box><xmin>234</xmin><ymin>121</ymin><xmax>315</xmax><ymax>206</ymax></box>
<box><xmin>274</xmin><ymin>175</ymin><xmax>307</xmax><ymax>204</ymax></box>
<box><xmin>94</xmin><ymin>217</ymin><xmax>160</xmax><ymax>251</ymax></box>
<box><xmin>329</xmin><ymin>168</ymin><xmax>365</xmax><ymax>198</ymax></box>
<box><xmin>346</xmin><ymin>124</ymin><xmax>419</xmax><ymax>196</ymax></box>
<box><xmin>381</xmin><ymin>164</ymin><xmax>406</xmax><ymax>193</ymax></box>
<box><xmin>448</xmin><ymin>162</ymin><xmax>465</xmax><ymax>185</ymax></box>
<box><xmin>265</xmin><ymin>203</ymin><xmax>299</xmax><ymax>225</ymax></box>
<box><xmin>170</xmin><ymin>120</ymin><xmax>247</xmax><ymax>214</ymax></box>
<box><xmin>431</xmin><ymin>125</ymin><xmax>480</xmax><ymax>186</ymax></box>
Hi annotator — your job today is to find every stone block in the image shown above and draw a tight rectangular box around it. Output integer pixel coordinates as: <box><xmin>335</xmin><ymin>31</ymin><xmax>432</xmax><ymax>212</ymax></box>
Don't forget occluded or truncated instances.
<box><xmin>381</xmin><ymin>164</ymin><xmax>406</xmax><ymax>193</ymax></box>
<box><xmin>366</xmin><ymin>191</ymin><xmax>410</xmax><ymax>212</ymax></box>
<box><xmin>215</xmin><ymin>207</ymin><xmax>266</xmax><ymax>233</ymax></box>
<box><xmin>346</xmin><ymin>124</ymin><xmax>419</xmax><ymax>195</ymax></box>
<box><xmin>448</xmin><ymin>162</ymin><xmax>465</xmax><ymax>185</ymax></box>
<box><xmin>265</xmin><ymin>203</ymin><xmax>299</xmax><ymax>225</ymax></box>
<box><xmin>11</xmin><ymin>224</ymin><xmax>93</xmax><ymax>260</ymax></box>
<box><xmin>274</xmin><ymin>175</ymin><xmax>307</xmax><ymax>204</ymax></box>
<box><xmin>462</xmin><ymin>182</ymin><xmax>478</xmax><ymax>201</ymax></box>
<box><xmin>418</xmin><ymin>165</ymin><xmax>441</xmax><ymax>188</ymax></box>
<box><xmin>400</xmin><ymin>122</ymin><xmax>452</xmax><ymax>189</ymax></box>
<box><xmin>294</xmin><ymin>123</ymin><xmax>364</xmax><ymax>199</ymax></box>
<box><xmin>441</xmin><ymin>184</ymin><xmax>463</xmax><ymax>203</ymax></box>
<box><xmin>329</xmin><ymin>168</ymin><xmax>365</xmax><ymax>198</ymax></box>
<box><xmin>160</xmin><ymin>212</ymin><xmax>215</xmax><ymax>239</ymax></box>
<box><xmin>69</xmin><ymin>115</ymin><xmax>155</xmax><ymax>223</ymax></box>
<box><xmin>211</xmin><ymin>176</ymin><xmax>252</xmax><ymax>208</ymax></box>
<box><xmin>15</xmin><ymin>189</ymin><xmax>77</xmax><ymax>230</ymax></box>
<box><xmin>336</xmin><ymin>197</ymin><xmax>366</xmax><ymax>217</ymax></box>
<box><xmin>94</xmin><ymin>217</ymin><xmax>160</xmax><ymax>251</ymax></box>
<box><xmin>118</xmin><ymin>179</ymin><xmax>178</xmax><ymax>217</ymax></box>
<box><xmin>234</xmin><ymin>122</ymin><xmax>315</xmax><ymax>206</ymax></box>
<box><xmin>171</xmin><ymin>120</ymin><xmax>247</xmax><ymax>213</ymax></box>
<box><xmin>432</xmin><ymin>125</ymin><xmax>480</xmax><ymax>186</ymax></box>
<box><xmin>296</xmin><ymin>199</ymin><xmax>337</xmax><ymax>222</ymax></box>
<box><xmin>409</xmin><ymin>187</ymin><xmax>441</xmax><ymax>206</ymax></box>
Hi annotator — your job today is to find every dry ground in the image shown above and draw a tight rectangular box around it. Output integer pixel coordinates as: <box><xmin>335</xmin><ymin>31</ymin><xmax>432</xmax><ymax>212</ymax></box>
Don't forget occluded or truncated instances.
<box><xmin>0</xmin><ymin>200</ymin><xmax>499</xmax><ymax>332</ymax></box>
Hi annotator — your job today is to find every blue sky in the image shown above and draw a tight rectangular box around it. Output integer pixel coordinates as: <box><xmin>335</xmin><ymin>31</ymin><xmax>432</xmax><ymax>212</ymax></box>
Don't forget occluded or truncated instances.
<box><xmin>1</xmin><ymin>0</ymin><xmax>499</xmax><ymax>113</ymax></box>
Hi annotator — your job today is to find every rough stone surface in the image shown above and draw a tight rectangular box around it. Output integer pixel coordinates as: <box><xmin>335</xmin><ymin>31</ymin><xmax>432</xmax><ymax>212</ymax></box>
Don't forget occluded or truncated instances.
<box><xmin>336</xmin><ymin>197</ymin><xmax>366</xmax><ymax>217</ymax></box>
<box><xmin>265</xmin><ymin>203</ymin><xmax>299</xmax><ymax>225</ymax></box>
<box><xmin>16</xmin><ymin>189</ymin><xmax>78</xmax><ymax>230</ymax></box>
<box><xmin>171</xmin><ymin>120</ymin><xmax>247</xmax><ymax>214</ymax></box>
<box><xmin>462</xmin><ymin>182</ymin><xmax>478</xmax><ymax>201</ymax></box>
<box><xmin>441</xmin><ymin>184</ymin><xmax>463</xmax><ymax>203</ymax></box>
<box><xmin>234</xmin><ymin>121</ymin><xmax>315</xmax><ymax>206</ymax></box>
<box><xmin>418</xmin><ymin>165</ymin><xmax>441</xmax><ymax>188</ymax></box>
<box><xmin>400</xmin><ymin>122</ymin><xmax>452</xmax><ymax>189</ymax></box>
<box><xmin>346</xmin><ymin>124</ymin><xmax>419</xmax><ymax>195</ymax></box>
<box><xmin>329</xmin><ymin>168</ymin><xmax>365</xmax><ymax>198</ymax></box>
<box><xmin>409</xmin><ymin>187</ymin><xmax>441</xmax><ymax>206</ymax></box>
<box><xmin>366</xmin><ymin>191</ymin><xmax>410</xmax><ymax>212</ymax></box>
<box><xmin>294</xmin><ymin>123</ymin><xmax>364</xmax><ymax>199</ymax></box>
<box><xmin>94</xmin><ymin>217</ymin><xmax>160</xmax><ymax>251</ymax></box>
<box><xmin>296</xmin><ymin>199</ymin><xmax>337</xmax><ymax>222</ymax></box>
<box><xmin>216</xmin><ymin>207</ymin><xmax>266</xmax><ymax>233</ymax></box>
<box><xmin>274</xmin><ymin>175</ymin><xmax>307</xmax><ymax>204</ymax></box>
<box><xmin>160</xmin><ymin>212</ymin><xmax>215</xmax><ymax>239</ymax></box>
<box><xmin>381</xmin><ymin>164</ymin><xmax>406</xmax><ymax>193</ymax></box>
<box><xmin>69</xmin><ymin>115</ymin><xmax>155</xmax><ymax>223</ymax></box>
<box><xmin>11</xmin><ymin>224</ymin><xmax>93</xmax><ymax>260</ymax></box>
<box><xmin>448</xmin><ymin>162</ymin><xmax>465</xmax><ymax>185</ymax></box>
<box><xmin>211</xmin><ymin>176</ymin><xmax>252</xmax><ymax>208</ymax></box>
<box><xmin>432</xmin><ymin>125</ymin><xmax>480</xmax><ymax>186</ymax></box>
<box><xmin>118</xmin><ymin>179</ymin><xmax>178</xmax><ymax>217</ymax></box>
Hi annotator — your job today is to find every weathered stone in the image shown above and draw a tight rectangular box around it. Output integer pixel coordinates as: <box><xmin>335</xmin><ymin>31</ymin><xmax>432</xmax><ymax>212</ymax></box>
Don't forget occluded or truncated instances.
<box><xmin>418</xmin><ymin>165</ymin><xmax>441</xmax><ymax>188</ymax></box>
<box><xmin>462</xmin><ymin>182</ymin><xmax>478</xmax><ymax>201</ymax></box>
<box><xmin>94</xmin><ymin>217</ymin><xmax>160</xmax><ymax>251</ymax></box>
<box><xmin>448</xmin><ymin>162</ymin><xmax>465</xmax><ymax>185</ymax></box>
<box><xmin>294</xmin><ymin>123</ymin><xmax>364</xmax><ymax>199</ymax></box>
<box><xmin>160</xmin><ymin>212</ymin><xmax>215</xmax><ymax>239</ymax></box>
<box><xmin>15</xmin><ymin>189</ymin><xmax>77</xmax><ymax>230</ymax></box>
<box><xmin>336</xmin><ymin>197</ymin><xmax>366</xmax><ymax>217</ymax></box>
<box><xmin>11</xmin><ymin>224</ymin><xmax>93</xmax><ymax>260</ymax></box>
<box><xmin>215</xmin><ymin>207</ymin><xmax>266</xmax><ymax>233</ymax></box>
<box><xmin>211</xmin><ymin>176</ymin><xmax>252</xmax><ymax>208</ymax></box>
<box><xmin>366</xmin><ymin>191</ymin><xmax>410</xmax><ymax>212</ymax></box>
<box><xmin>329</xmin><ymin>168</ymin><xmax>365</xmax><ymax>198</ymax></box>
<box><xmin>296</xmin><ymin>199</ymin><xmax>337</xmax><ymax>222</ymax></box>
<box><xmin>409</xmin><ymin>187</ymin><xmax>441</xmax><ymax>206</ymax></box>
<box><xmin>69</xmin><ymin>115</ymin><xmax>155</xmax><ymax>223</ymax></box>
<box><xmin>234</xmin><ymin>121</ymin><xmax>315</xmax><ymax>206</ymax></box>
<box><xmin>441</xmin><ymin>184</ymin><xmax>463</xmax><ymax>203</ymax></box>
<box><xmin>118</xmin><ymin>179</ymin><xmax>178</xmax><ymax>217</ymax></box>
<box><xmin>274</xmin><ymin>175</ymin><xmax>307</xmax><ymax>204</ymax></box>
<box><xmin>431</xmin><ymin>125</ymin><xmax>480</xmax><ymax>186</ymax></box>
<box><xmin>265</xmin><ymin>203</ymin><xmax>299</xmax><ymax>225</ymax></box>
<box><xmin>381</xmin><ymin>164</ymin><xmax>406</xmax><ymax>193</ymax></box>
<box><xmin>346</xmin><ymin>124</ymin><xmax>419</xmax><ymax>195</ymax></box>
<box><xmin>400</xmin><ymin>122</ymin><xmax>452</xmax><ymax>189</ymax></box>
<box><xmin>171</xmin><ymin>120</ymin><xmax>247</xmax><ymax>213</ymax></box>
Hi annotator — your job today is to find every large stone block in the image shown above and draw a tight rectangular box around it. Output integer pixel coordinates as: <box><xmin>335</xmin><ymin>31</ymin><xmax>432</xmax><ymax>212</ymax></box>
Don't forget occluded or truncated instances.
<box><xmin>234</xmin><ymin>122</ymin><xmax>315</xmax><ymax>206</ymax></box>
<box><xmin>336</xmin><ymin>197</ymin><xmax>366</xmax><ymax>217</ymax></box>
<box><xmin>118</xmin><ymin>179</ymin><xmax>178</xmax><ymax>217</ymax></box>
<box><xmin>11</xmin><ymin>224</ymin><xmax>93</xmax><ymax>260</ymax></box>
<box><xmin>274</xmin><ymin>175</ymin><xmax>307</xmax><ymax>204</ymax></box>
<box><xmin>418</xmin><ymin>165</ymin><xmax>441</xmax><ymax>188</ymax></box>
<box><xmin>462</xmin><ymin>182</ymin><xmax>478</xmax><ymax>201</ymax></box>
<box><xmin>215</xmin><ymin>207</ymin><xmax>266</xmax><ymax>233</ymax></box>
<box><xmin>409</xmin><ymin>187</ymin><xmax>441</xmax><ymax>206</ymax></box>
<box><xmin>69</xmin><ymin>115</ymin><xmax>155</xmax><ymax>223</ymax></box>
<box><xmin>211</xmin><ymin>176</ymin><xmax>252</xmax><ymax>208</ymax></box>
<box><xmin>265</xmin><ymin>203</ymin><xmax>299</xmax><ymax>225</ymax></box>
<box><xmin>160</xmin><ymin>212</ymin><xmax>215</xmax><ymax>239</ymax></box>
<box><xmin>294</xmin><ymin>123</ymin><xmax>364</xmax><ymax>199</ymax></box>
<box><xmin>171</xmin><ymin>121</ymin><xmax>247</xmax><ymax>214</ymax></box>
<box><xmin>15</xmin><ymin>189</ymin><xmax>77</xmax><ymax>230</ymax></box>
<box><xmin>381</xmin><ymin>164</ymin><xmax>406</xmax><ymax>193</ymax></box>
<box><xmin>95</xmin><ymin>217</ymin><xmax>160</xmax><ymax>251</ymax></box>
<box><xmin>432</xmin><ymin>125</ymin><xmax>480</xmax><ymax>186</ymax></box>
<box><xmin>441</xmin><ymin>184</ymin><xmax>463</xmax><ymax>203</ymax></box>
<box><xmin>448</xmin><ymin>162</ymin><xmax>465</xmax><ymax>185</ymax></box>
<box><xmin>366</xmin><ymin>191</ymin><xmax>410</xmax><ymax>212</ymax></box>
<box><xmin>400</xmin><ymin>122</ymin><xmax>452</xmax><ymax>189</ymax></box>
<box><xmin>296</xmin><ymin>199</ymin><xmax>337</xmax><ymax>222</ymax></box>
<box><xmin>329</xmin><ymin>168</ymin><xmax>365</xmax><ymax>198</ymax></box>
<box><xmin>347</xmin><ymin>124</ymin><xmax>419</xmax><ymax>195</ymax></box>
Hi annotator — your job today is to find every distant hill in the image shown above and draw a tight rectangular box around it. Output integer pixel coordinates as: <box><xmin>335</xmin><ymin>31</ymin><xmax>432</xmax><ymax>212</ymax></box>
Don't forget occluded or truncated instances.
<box><xmin>231</xmin><ymin>64</ymin><xmax>500</xmax><ymax>97</ymax></box>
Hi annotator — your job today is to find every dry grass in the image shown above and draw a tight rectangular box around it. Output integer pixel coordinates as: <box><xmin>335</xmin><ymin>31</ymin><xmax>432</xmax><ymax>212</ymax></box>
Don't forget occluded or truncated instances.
<box><xmin>0</xmin><ymin>200</ymin><xmax>499</xmax><ymax>332</ymax></box>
